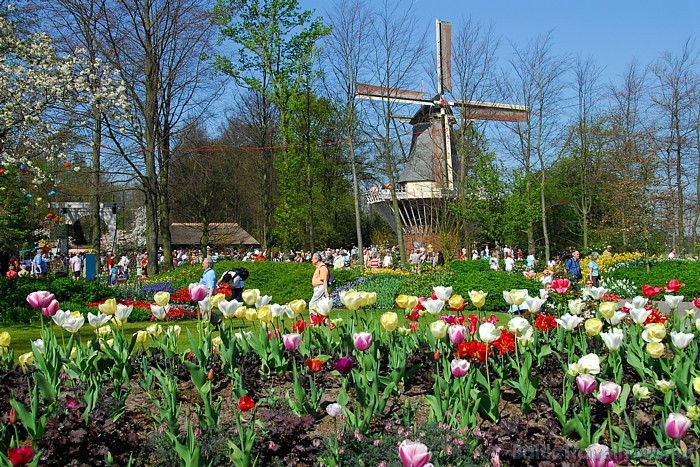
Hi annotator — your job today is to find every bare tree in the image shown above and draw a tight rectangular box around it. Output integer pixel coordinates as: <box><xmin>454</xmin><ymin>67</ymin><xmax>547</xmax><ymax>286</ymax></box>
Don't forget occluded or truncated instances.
<box><xmin>325</xmin><ymin>0</ymin><xmax>374</xmax><ymax>265</ymax></box>
<box><xmin>498</xmin><ymin>33</ymin><xmax>567</xmax><ymax>260</ymax></box>
<box><xmin>100</xmin><ymin>0</ymin><xmax>218</xmax><ymax>272</ymax></box>
<box><xmin>360</xmin><ymin>0</ymin><xmax>427</xmax><ymax>265</ymax></box>
<box><xmin>649</xmin><ymin>40</ymin><xmax>698</xmax><ymax>255</ymax></box>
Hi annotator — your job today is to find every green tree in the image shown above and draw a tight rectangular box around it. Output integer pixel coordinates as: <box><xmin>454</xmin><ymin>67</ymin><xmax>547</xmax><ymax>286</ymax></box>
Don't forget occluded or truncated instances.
<box><xmin>213</xmin><ymin>0</ymin><xmax>330</xmax><ymax>250</ymax></box>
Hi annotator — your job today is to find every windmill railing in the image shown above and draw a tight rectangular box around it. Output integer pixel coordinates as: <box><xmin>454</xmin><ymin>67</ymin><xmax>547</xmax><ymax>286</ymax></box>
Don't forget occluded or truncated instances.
<box><xmin>365</xmin><ymin>186</ymin><xmax>458</xmax><ymax>204</ymax></box>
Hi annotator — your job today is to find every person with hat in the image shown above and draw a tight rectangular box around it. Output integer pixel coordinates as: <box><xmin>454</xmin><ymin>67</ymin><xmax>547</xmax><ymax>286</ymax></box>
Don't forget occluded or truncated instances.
<box><xmin>602</xmin><ymin>245</ymin><xmax>613</xmax><ymax>257</ymax></box>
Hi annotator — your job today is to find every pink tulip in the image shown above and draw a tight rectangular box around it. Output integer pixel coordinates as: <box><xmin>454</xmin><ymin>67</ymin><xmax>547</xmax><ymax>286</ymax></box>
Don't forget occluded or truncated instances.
<box><xmin>585</xmin><ymin>443</ymin><xmax>611</xmax><ymax>467</ymax></box>
<box><xmin>666</xmin><ymin>412</ymin><xmax>692</xmax><ymax>439</ymax></box>
<box><xmin>189</xmin><ymin>283</ymin><xmax>208</xmax><ymax>302</ymax></box>
<box><xmin>450</xmin><ymin>359</ymin><xmax>470</xmax><ymax>378</ymax></box>
<box><xmin>398</xmin><ymin>439</ymin><xmax>432</xmax><ymax>467</ymax></box>
<box><xmin>596</xmin><ymin>381</ymin><xmax>621</xmax><ymax>405</ymax></box>
<box><xmin>41</xmin><ymin>299</ymin><xmax>59</xmax><ymax>317</ymax></box>
<box><xmin>576</xmin><ymin>374</ymin><xmax>597</xmax><ymax>395</ymax></box>
<box><xmin>26</xmin><ymin>291</ymin><xmax>55</xmax><ymax>309</ymax></box>
<box><xmin>448</xmin><ymin>325</ymin><xmax>467</xmax><ymax>345</ymax></box>
<box><xmin>353</xmin><ymin>332</ymin><xmax>372</xmax><ymax>351</ymax></box>
<box><xmin>282</xmin><ymin>333</ymin><xmax>301</xmax><ymax>351</ymax></box>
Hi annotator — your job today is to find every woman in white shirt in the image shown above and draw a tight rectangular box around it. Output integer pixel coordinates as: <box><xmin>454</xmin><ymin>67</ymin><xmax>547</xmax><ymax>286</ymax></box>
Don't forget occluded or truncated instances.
<box><xmin>504</xmin><ymin>253</ymin><xmax>515</xmax><ymax>272</ymax></box>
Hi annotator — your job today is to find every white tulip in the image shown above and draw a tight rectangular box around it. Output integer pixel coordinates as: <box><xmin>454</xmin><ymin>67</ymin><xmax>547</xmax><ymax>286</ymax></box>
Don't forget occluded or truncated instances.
<box><xmin>150</xmin><ymin>304</ymin><xmax>170</xmax><ymax>320</ymax></box>
<box><xmin>218</xmin><ymin>299</ymin><xmax>244</xmax><ymax>319</ymax></box>
<box><xmin>600</xmin><ymin>328</ymin><xmax>624</xmax><ymax>351</ymax></box>
<box><xmin>555</xmin><ymin>313</ymin><xmax>584</xmax><ymax>331</ymax></box>
<box><xmin>630</xmin><ymin>307</ymin><xmax>652</xmax><ymax>325</ymax></box>
<box><xmin>478</xmin><ymin>322</ymin><xmax>500</xmax><ymax>344</ymax></box>
<box><xmin>314</xmin><ymin>297</ymin><xmax>333</xmax><ymax>316</ymax></box>
<box><xmin>588</xmin><ymin>286</ymin><xmax>608</xmax><ymax>300</ymax></box>
<box><xmin>433</xmin><ymin>286</ymin><xmax>452</xmax><ymax>301</ymax></box>
<box><xmin>51</xmin><ymin>309</ymin><xmax>72</xmax><ymax>327</ymax></box>
<box><xmin>508</xmin><ymin>316</ymin><xmax>532</xmax><ymax>336</ymax></box>
<box><xmin>255</xmin><ymin>295</ymin><xmax>272</xmax><ymax>310</ymax></box>
<box><xmin>607</xmin><ymin>311</ymin><xmax>627</xmax><ymax>326</ymax></box>
<box><xmin>524</xmin><ymin>296</ymin><xmax>546</xmax><ymax>313</ymax></box>
<box><xmin>32</xmin><ymin>339</ymin><xmax>44</xmax><ymax>354</ymax></box>
<box><xmin>664</xmin><ymin>295</ymin><xmax>684</xmax><ymax>310</ymax></box>
<box><xmin>269</xmin><ymin>303</ymin><xmax>286</xmax><ymax>318</ymax></box>
<box><xmin>568</xmin><ymin>299</ymin><xmax>586</xmax><ymax>316</ymax></box>
<box><xmin>670</xmin><ymin>331</ymin><xmax>694</xmax><ymax>350</ymax></box>
<box><xmin>423</xmin><ymin>299</ymin><xmax>445</xmax><ymax>315</ymax></box>
<box><xmin>87</xmin><ymin>311</ymin><xmax>113</xmax><ymax>328</ymax></box>
<box><xmin>578</xmin><ymin>353</ymin><xmax>601</xmax><ymax>375</ymax></box>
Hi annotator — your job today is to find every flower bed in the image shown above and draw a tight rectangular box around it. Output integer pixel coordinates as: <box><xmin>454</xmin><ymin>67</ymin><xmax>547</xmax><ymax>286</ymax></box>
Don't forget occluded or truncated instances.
<box><xmin>2</xmin><ymin>276</ymin><xmax>700</xmax><ymax>465</ymax></box>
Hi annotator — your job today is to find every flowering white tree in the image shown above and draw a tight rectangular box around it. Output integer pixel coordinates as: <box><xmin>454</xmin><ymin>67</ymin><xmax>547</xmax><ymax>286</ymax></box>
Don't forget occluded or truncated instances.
<box><xmin>0</xmin><ymin>6</ymin><xmax>128</xmax><ymax>187</ymax></box>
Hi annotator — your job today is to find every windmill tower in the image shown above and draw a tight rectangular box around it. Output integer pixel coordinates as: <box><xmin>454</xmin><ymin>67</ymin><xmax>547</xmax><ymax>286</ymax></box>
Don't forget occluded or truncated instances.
<box><xmin>359</xmin><ymin>20</ymin><xmax>528</xmax><ymax>253</ymax></box>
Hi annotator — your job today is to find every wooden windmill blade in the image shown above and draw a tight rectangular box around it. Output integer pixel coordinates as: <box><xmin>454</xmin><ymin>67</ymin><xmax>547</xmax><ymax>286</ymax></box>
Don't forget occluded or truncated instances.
<box><xmin>355</xmin><ymin>83</ymin><xmax>432</xmax><ymax>106</ymax></box>
<box><xmin>436</xmin><ymin>20</ymin><xmax>451</xmax><ymax>94</ymax></box>
<box><xmin>453</xmin><ymin>99</ymin><xmax>529</xmax><ymax>123</ymax></box>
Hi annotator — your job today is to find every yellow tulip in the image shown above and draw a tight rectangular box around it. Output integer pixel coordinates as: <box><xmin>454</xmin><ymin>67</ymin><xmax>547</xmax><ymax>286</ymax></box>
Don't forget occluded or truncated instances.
<box><xmin>242</xmin><ymin>289</ymin><xmax>260</xmax><ymax>307</ymax></box>
<box><xmin>508</xmin><ymin>289</ymin><xmax>528</xmax><ymax>306</ymax></box>
<box><xmin>405</xmin><ymin>296</ymin><xmax>419</xmax><ymax>311</ymax></box>
<box><xmin>693</xmin><ymin>377</ymin><xmax>700</xmax><ymax>395</ymax></box>
<box><xmin>342</xmin><ymin>291</ymin><xmax>362</xmax><ymax>311</ymax></box>
<box><xmin>134</xmin><ymin>330</ymin><xmax>148</xmax><ymax>344</ymax></box>
<box><xmin>245</xmin><ymin>308</ymin><xmax>258</xmax><ymax>322</ymax></box>
<box><xmin>146</xmin><ymin>323</ymin><xmax>162</xmax><ymax>337</ymax></box>
<box><xmin>647</xmin><ymin>341</ymin><xmax>665</xmax><ymax>359</ymax></box>
<box><xmin>95</xmin><ymin>325</ymin><xmax>112</xmax><ymax>337</ymax></box>
<box><xmin>366</xmin><ymin>292</ymin><xmax>377</xmax><ymax>306</ymax></box>
<box><xmin>430</xmin><ymin>320</ymin><xmax>448</xmax><ymax>339</ymax></box>
<box><xmin>0</xmin><ymin>331</ymin><xmax>10</xmax><ymax>347</ymax></box>
<box><xmin>688</xmin><ymin>405</ymin><xmax>700</xmax><ymax>422</ymax></box>
<box><xmin>212</xmin><ymin>336</ymin><xmax>223</xmax><ymax>347</ymax></box>
<box><xmin>584</xmin><ymin>318</ymin><xmax>603</xmax><ymax>337</ymax></box>
<box><xmin>395</xmin><ymin>295</ymin><xmax>410</xmax><ymax>309</ymax></box>
<box><xmin>288</xmin><ymin>299</ymin><xmax>307</xmax><ymax>315</ymax></box>
<box><xmin>154</xmin><ymin>291</ymin><xmax>171</xmax><ymax>307</ymax></box>
<box><xmin>166</xmin><ymin>325</ymin><xmax>181</xmax><ymax>338</ymax></box>
<box><xmin>257</xmin><ymin>306</ymin><xmax>272</xmax><ymax>323</ymax></box>
<box><xmin>599</xmin><ymin>301</ymin><xmax>618</xmax><ymax>319</ymax></box>
<box><xmin>18</xmin><ymin>352</ymin><xmax>34</xmax><ymax>368</ymax></box>
<box><xmin>469</xmin><ymin>290</ymin><xmax>487</xmax><ymax>309</ymax></box>
<box><xmin>358</xmin><ymin>292</ymin><xmax>371</xmax><ymax>308</ymax></box>
<box><xmin>448</xmin><ymin>295</ymin><xmax>464</xmax><ymax>310</ymax></box>
<box><xmin>98</xmin><ymin>298</ymin><xmax>117</xmax><ymax>315</ymax></box>
<box><xmin>643</xmin><ymin>323</ymin><xmax>666</xmax><ymax>343</ymax></box>
<box><xmin>381</xmin><ymin>312</ymin><xmax>399</xmax><ymax>332</ymax></box>
<box><xmin>210</xmin><ymin>293</ymin><xmax>226</xmax><ymax>308</ymax></box>
<box><xmin>234</xmin><ymin>306</ymin><xmax>247</xmax><ymax>319</ymax></box>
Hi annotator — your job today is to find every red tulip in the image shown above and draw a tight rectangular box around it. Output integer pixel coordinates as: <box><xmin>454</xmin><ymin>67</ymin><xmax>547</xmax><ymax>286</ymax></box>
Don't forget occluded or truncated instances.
<box><xmin>665</xmin><ymin>279</ymin><xmax>685</xmax><ymax>293</ymax></box>
<box><xmin>8</xmin><ymin>408</ymin><xmax>16</xmax><ymax>425</ymax></box>
<box><xmin>305</xmin><ymin>357</ymin><xmax>323</xmax><ymax>373</ymax></box>
<box><xmin>694</xmin><ymin>298</ymin><xmax>700</xmax><ymax>310</ymax></box>
<box><xmin>642</xmin><ymin>284</ymin><xmax>663</xmax><ymax>298</ymax></box>
<box><xmin>551</xmin><ymin>279</ymin><xmax>571</xmax><ymax>294</ymax></box>
<box><xmin>238</xmin><ymin>395</ymin><xmax>255</xmax><ymax>412</ymax></box>
<box><xmin>8</xmin><ymin>446</ymin><xmax>33</xmax><ymax>466</ymax></box>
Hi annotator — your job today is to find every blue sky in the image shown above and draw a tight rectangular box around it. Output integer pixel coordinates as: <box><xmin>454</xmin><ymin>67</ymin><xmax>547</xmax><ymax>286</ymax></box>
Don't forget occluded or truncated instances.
<box><xmin>304</xmin><ymin>0</ymin><xmax>700</xmax><ymax>84</ymax></box>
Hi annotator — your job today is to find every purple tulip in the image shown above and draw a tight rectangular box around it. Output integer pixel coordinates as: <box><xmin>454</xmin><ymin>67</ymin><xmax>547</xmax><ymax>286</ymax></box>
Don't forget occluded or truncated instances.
<box><xmin>41</xmin><ymin>299</ymin><xmax>60</xmax><ymax>317</ymax></box>
<box><xmin>353</xmin><ymin>332</ymin><xmax>372</xmax><ymax>351</ymax></box>
<box><xmin>666</xmin><ymin>412</ymin><xmax>692</xmax><ymax>439</ymax></box>
<box><xmin>596</xmin><ymin>381</ymin><xmax>622</xmax><ymax>405</ymax></box>
<box><xmin>27</xmin><ymin>291</ymin><xmax>55</xmax><ymax>309</ymax></box>
<box><xmin>282</xmin><ymin>333</ymin><xmax>301</xmax><ymax>351</ymax></box>
<box><xmin>450</xmin><ymin>359</ymin><xmax>470</xmax><ymax>378</ymax></box>
<box><xmin>398</xmin><ymin>439</ymin><xmax>432</xmax><ymax>467</ymax></box>
<box><xmin>334</xmin><ymin>357</ymin><xmax>353</xmax><ymax>375</ymax></box>
<box><xmin>189</xmin><ymin>283</ymin><xmax>208</xmax><ymax>302</ymax></box>
<box><xmin>576</xmin><ymin>374</ymin><xmax>597</xmax><ymax>395</ymax></box>
<box><xmin>585</xmin><ymin>443</ymin><xmax>611</xmax><ymax>467</ymax></box>
<box><xmin>448</xmin><ymin>325</ymin><xmax>467</xmax><ymax>345</ymax></box>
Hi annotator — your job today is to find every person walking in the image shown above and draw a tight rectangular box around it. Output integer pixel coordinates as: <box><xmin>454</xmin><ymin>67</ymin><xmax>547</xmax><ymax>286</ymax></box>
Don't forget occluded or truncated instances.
<box><xmin>309</xmin><ymin>253</ymin><xmax>329</xmax><ymax>311</ymax></box>
<box><xmin>588</xmin><ymin>251</ymin><xmax>601</xmax><ymax>287</ymax></box>
<box><xmin>565</xmin><ymin>250</ymin><xmax>583</xmax><ymax>283</ymax></box>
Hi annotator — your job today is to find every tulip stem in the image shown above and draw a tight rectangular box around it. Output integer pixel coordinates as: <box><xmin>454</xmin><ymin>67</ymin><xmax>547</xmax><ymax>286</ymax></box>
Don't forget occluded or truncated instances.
<box><xmin>608</xmin><ymin>408</ymin><xmax>614</xmax><ymax>448</ymax></box>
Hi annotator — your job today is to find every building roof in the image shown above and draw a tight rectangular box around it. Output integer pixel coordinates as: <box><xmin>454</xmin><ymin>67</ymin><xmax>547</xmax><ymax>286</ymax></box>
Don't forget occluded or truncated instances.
<box><xmin>169</xmin><ymin>223</ymin><xmax>259</xmax><ymax>246</ymax></box>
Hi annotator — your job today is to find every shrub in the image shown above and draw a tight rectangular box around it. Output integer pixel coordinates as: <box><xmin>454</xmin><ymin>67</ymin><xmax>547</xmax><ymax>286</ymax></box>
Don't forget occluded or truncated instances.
<box><xmin>0</xmin><ymin>277</ymin><xmax>113</xmax><ymax>324</ymax></box>
<box><xmin>400</xmin><ymin>262</ymin><xmax>540</xmax><ymax>312</ymax></box>
<box><xmin>605</xmin><ymin>258</ymin><xmax>700</xmax><ymax>298</ymax></box>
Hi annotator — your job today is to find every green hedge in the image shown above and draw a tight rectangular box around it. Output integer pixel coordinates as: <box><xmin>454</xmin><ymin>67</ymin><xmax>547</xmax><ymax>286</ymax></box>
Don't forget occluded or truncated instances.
<box><xmin>605</xmin><ymin>259</ymin><xmax>700</xmax><ymax>298</ymax></box>
<box><xmin>398</xmin><ymin>262</ymin><xmax>541</xmax><ymax>312</ymax></box>
<box><xmin>0</xmin><ymin>277</ymin><xmax>113</xmax><ymax>323</ymax></box>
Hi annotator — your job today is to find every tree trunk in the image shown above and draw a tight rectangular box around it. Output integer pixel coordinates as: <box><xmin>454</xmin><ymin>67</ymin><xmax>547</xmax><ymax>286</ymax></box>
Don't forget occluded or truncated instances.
<box><xmin>143</xmin><ymin>2</ymin><xmax>159</xmax><ymax>275</ymax></box>
<box><xmin>91</xmin><ymin>103</ymin><xmax>102</xmax><ymax>266</ymax></box>
<box><xmin>348</xmin><ymin>134</ymin><xmax>363</xmax><ymax>266</ymax></box>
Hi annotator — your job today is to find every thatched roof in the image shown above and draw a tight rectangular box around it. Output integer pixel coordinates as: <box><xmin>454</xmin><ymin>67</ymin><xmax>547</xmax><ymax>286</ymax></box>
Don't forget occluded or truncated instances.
<box><xmin>169</xmin><ymin>223</ymin><xmax>259</xmax><ymax>247</ymax></box>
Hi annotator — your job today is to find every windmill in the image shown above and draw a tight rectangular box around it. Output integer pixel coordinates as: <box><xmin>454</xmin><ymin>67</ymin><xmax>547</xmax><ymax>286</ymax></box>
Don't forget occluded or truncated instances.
<box><xmin>358</xmin><ymin>19</ymin><xmax>528</xmax><ymax>251</ymax></box>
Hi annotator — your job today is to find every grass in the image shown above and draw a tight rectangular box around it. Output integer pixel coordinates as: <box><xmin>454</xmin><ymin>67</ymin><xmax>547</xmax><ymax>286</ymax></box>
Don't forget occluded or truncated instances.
<box><xmin>1</xmin><ymin>309</ymin><xmax>511</xmax><ymax>360</ymax></box>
